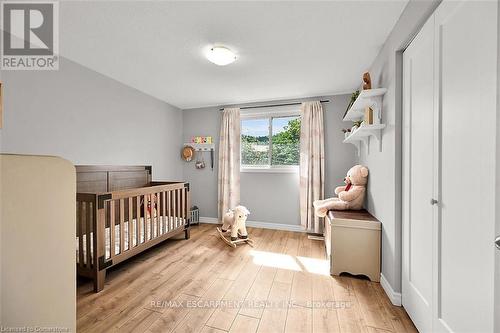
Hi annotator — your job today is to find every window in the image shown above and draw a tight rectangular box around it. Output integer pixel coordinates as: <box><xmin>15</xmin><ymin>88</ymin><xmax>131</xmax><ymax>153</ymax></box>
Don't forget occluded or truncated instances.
<box><xmin>241</xmin><ymin>114</ymin><xmax>301</xmax><ymax>171</ymax></box>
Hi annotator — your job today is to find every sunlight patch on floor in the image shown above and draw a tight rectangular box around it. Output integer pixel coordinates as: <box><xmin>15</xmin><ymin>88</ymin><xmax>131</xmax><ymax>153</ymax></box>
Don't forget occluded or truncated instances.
<box><xmin>249</xmin><ymin>250</ymin><xmax>301</xmax><ymax>271</ymax></box>
<box><xmin>296</xmin><ymin>256</ymin><xmax>330</xmax><ymax>276</ymax></box>
<box><xmin>249</xmin><ymin>250</ymin><xmax>330</xmax><ymax>276</ymax></box>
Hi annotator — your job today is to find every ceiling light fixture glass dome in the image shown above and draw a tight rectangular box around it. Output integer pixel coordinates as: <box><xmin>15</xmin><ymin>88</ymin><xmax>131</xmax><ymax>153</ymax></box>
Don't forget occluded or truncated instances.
<box><xmin>206</xmin><ymin>46</ymin><xmax>237</xmax><ymax>66</ymax></box>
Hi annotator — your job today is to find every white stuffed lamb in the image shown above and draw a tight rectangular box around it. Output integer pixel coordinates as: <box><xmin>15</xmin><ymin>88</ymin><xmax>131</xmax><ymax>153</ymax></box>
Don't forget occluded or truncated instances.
<box><xmin>221</xmin><ymin>206</ymin><xmax>250</xmax><ymax>241</ymax></box>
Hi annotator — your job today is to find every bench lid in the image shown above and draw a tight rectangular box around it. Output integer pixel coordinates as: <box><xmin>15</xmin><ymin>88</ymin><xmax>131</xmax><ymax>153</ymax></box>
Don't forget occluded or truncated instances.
<box><xmin>327</xmin><ymin>209</ymin><xmax>381</xmax><ymax>230</ymax></box>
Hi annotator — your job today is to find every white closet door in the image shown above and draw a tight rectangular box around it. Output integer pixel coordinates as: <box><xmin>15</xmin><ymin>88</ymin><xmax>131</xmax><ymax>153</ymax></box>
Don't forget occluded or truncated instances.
<box><xmin>402</xmin><ymin>14</ymin><xmax>435</xmax><ymax>333</ymax></box>
<box><xmin>434</xmin><ymin>1</ymin><xmax>497</xmax><ymax>332</ymax></box>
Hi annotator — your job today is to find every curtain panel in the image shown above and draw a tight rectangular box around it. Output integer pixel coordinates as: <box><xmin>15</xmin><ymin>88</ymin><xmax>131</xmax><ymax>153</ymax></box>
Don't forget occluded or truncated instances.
<box><xmin>299</xmin><ymin>101</ymin><xmax>325</xmax><ymax>233</ymax></box>
<box><xmin>218</xmin><ymin>108</ymin><xmax>241</xmax><ymax>220</ymax></box>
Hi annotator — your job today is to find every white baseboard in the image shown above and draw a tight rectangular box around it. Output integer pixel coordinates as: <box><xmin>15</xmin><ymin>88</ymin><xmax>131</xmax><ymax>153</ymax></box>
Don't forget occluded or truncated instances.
<box><xmin>199</xmin><ymin>216</ymin><xmax>306</xmax><ymax>233</ymax></box>
<box><xmin>199</xmin><ymin>217</ymin><xmax>219</xmax><ymax>224</ymax></box>
<box><xmin>380</xmin><ymin>273</ymin><xmax>402</xmax><ymax>306</ymax></box>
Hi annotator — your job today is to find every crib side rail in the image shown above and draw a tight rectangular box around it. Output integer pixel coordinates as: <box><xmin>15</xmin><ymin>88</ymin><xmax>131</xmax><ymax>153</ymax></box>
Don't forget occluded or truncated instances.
<box><xmin>96</xmin><ymin>182</ymin><xmax>190</xmax><ymax>268</ymax></box>
<box><xmin>104</xmin><ymin>182</ymin><xmax>186</xmax><ymax>200</ymax></box>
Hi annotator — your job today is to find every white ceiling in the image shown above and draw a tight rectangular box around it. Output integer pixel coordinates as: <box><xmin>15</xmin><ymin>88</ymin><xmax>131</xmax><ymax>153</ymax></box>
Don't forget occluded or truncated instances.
<box><xmin>60</xmin><ymin>1</ymin><xmax>407</xmax><ymax>109</ymax></box>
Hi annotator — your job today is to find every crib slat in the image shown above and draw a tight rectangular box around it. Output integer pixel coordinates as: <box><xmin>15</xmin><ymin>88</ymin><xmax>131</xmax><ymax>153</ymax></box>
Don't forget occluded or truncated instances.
<box><xmin>148</xmin><ymin>194</ymin><xmax>152</xmax><ymax>239</ymax></box>
<box><xmin>78</xmin><ymin>201</ymin><xmax>84</xmax><ymax>266</ymax></box>
<box><xmin>149</xmin><ymin>194</ymin><xmax>153</xmax><ymax>239</ymax></box>
<box><xmin>110</xmin><ymin>200</ymin><xmax>115</xmax><ymax>258</ymax></box>
<box><xmin>180</xmin><ymin>188</ymin><xmax>184</xmax><ymax>227</ymax></box>
<box><xmin>178</xmin><ymin>189</ymin><xmax>182</xmax><ymax>229</ymax></box>
<box><xmin>152</xmin><ymin>193</ymin><xmax>156</xmax><ymax>238</ymax></box>
<box><xmin>167</xmin><ymin>190</ymin><xmax>171</xmax><ymax>232</ymax></box>
<box><xmin>128</xmin><ymin>197</ymin><xmax>133</xmax><ymax>250</ymax></box>
<box><xmin>177</xmin><ymin>189</ymin><xmax>181</xmax><ymax>229</ymax></box>
<box><xmin>155</xmin><ymin>193</ymin><xmax>159</xmax><ymax>236</ymax></box>
<box><xmin>158</xmin><ymin>192</ymin><xmax>162</xmax><ymax>235</ymax></box>
<box><xmin>182</xmin><ymin>188</ymin><xmax>186</xmax><ymax>223</ymax></box>
<box><xmin>172</xmin><ymin>190</ymin><xmax>177</xmax><ymax>229</ymax></box>
<box><xmin>159</xmin><ymin>192</ymin><xmax>162</xmax><ymax>235</ymax></box>
<box><xmin>177</xmin><ymin>189</ymin><xmax>181</xmax><ymax>228</ymax></box>
<box><xmin>162</xmin><ymin>191</ymin><xmax>166</xmax><ymax>234</ymax></box>
<box><xmin>119</xmin><ymin>199</ymin><xmax>124</xmax><ymax>254</ymax></box>
<box><xmin>143</xmin><ymin>194</ymin><xmax>149</xmax><ymax>241</ymax></box>
<box><xmin>136</xmin><ymin>195</ymin><xmax>141</xmax><ymax>245</ymax></box>
<box><xmin>178</xmin><ymin>189</ymin><xmax>181</xmax><ymax>228</ymax></box>
<box><xmin>86</xmin><ymin>202</ymin><xmax>92</xmax><ymax>268</ymax></box>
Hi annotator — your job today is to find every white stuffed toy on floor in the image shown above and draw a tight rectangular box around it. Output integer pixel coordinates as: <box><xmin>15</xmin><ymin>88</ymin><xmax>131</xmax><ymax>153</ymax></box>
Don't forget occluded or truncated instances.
<box><xmin>217</xmin><ymin>205</ymin><xmax>254</xmax><ymax>248</ymax></box>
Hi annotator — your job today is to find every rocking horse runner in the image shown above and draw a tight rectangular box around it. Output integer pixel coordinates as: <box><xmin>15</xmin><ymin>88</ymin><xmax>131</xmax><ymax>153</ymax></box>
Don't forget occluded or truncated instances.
<box><xmin>217</xmin><ymin>205</ymin><xmax>254</xmax><ymax>248</ymax></box>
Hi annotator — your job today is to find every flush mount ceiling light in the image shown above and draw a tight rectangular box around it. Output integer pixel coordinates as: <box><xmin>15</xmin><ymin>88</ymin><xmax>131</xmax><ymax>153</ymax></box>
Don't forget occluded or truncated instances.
<box><xmin>206</xmin><ymin>46</ymin><xmax>237</xmax><ymax>66</ymax></box>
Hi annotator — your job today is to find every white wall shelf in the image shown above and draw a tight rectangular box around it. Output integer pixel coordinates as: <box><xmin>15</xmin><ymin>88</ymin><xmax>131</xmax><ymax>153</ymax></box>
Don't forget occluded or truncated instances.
<box><xmin>343</xmin><ymin>88</ymin><xmax>387</xmax><ymax>123</ymax></box>
<box><xmin>343</xmin><ymin>124</ymin><xmax>386</xmax><ymax>155</ymax></box>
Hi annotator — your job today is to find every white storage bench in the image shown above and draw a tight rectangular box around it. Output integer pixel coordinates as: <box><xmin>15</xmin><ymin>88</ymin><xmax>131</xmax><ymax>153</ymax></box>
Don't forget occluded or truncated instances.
<box><xmin>325</xmin><ymin>210</ymin><xmax>381</xmax><ymax>282</ymax></box>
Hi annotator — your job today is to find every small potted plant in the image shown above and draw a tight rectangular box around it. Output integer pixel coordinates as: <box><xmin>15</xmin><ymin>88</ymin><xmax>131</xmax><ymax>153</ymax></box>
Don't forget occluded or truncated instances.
<box><xmin>352</xmin><ymin>120</ymin><xmax>364</xmax><ymax>133</ymax></box>
<box><xmin>342</xmin><ymin>128</ymin><xmax>351</xmax><ymax>139</ymax></box>
<box><xmin>343</xmin><ymin>90</ymin><xmax>360</xmax><ymax>119</ymax></box>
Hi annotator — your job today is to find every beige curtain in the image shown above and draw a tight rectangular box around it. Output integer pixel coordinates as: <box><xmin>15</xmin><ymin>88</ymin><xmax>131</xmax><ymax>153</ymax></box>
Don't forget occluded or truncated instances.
<box><xmin>218</xmin><ymin>108</ymin><xmax>241</xmax><ymax>220</ymax></box>
<box><xmin>299</xmin><ymin>101</ymin><xmax>325</xmax><ymax>233</ymax></box>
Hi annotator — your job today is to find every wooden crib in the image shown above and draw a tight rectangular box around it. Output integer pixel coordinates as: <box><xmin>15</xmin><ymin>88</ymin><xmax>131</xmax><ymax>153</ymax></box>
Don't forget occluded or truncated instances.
<box><xmin>75</xmin><ymin>165</ymin><xmax>190</xmax><ymax>292</ymax></box>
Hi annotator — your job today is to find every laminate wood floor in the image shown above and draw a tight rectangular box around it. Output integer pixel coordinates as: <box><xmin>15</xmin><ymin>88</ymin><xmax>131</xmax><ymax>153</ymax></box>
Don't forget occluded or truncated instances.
<box><xmin>77</xmin><ymin>223</ymin><xmax>417</xmax><ymax>333</ymax></box>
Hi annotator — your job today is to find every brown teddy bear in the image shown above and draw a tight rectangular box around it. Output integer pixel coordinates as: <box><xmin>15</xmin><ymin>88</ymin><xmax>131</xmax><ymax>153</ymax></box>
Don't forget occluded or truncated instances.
<box><xmin>313</xmin><ymin>165</ymin><xmax>369</xmax><ymax>216</ymax></box>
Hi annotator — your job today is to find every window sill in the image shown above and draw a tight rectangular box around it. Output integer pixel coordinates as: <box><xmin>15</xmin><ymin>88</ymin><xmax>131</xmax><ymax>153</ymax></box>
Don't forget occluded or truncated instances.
<box><xmin>240</xmin><ymin>167</ymin><xmax>299</xmax><ymax>174</ymax></box>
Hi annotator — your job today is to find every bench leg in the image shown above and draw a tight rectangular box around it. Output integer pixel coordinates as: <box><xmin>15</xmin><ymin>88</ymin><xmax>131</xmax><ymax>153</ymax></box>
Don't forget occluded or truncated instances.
<box><xmin>185</xmin><ymin>228</ymin><xmax>190</xmax><ymax>240</ymax></box>
<box><xmin>94</xmin><ymin>270</ymin><xmax>106</xmax><ymax>292</ymax></box>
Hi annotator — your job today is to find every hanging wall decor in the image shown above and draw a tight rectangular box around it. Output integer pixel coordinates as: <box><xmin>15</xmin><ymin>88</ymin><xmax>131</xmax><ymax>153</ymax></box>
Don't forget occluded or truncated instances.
<box><xmin>191</xmin><ymin>136</ymin><xmax>213</xmax><ymax>144</ymax></box>
<box><xmin>181</xmin><ymin>145</ymin><xmax>195</xmax><ymax>162</ymax></box>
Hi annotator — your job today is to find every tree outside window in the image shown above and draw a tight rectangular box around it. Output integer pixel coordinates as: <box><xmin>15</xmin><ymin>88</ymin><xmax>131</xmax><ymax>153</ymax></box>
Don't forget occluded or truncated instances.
<box><xmin>241</xmin><ymin>115</ymin><xmax>300</xmax><ymax>168</ymax></box>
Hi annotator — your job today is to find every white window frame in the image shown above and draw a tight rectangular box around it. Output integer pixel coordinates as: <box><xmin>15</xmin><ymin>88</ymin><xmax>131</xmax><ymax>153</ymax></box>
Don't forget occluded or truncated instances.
<box><xmin>240</xmin><ymin>106</ymin><xmax>301</xmax><ymax>173</ymax></box>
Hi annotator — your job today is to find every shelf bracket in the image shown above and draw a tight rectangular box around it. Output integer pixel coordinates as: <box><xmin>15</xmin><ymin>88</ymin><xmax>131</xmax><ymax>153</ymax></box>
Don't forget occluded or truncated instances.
<box><xmin>371</xmin><ymin>129</ymin><xmax>382</xmax><ymax>152</ymax></box>
<box><xmin>363</xmin><ymin>136</ymin><xmax>370</xmax><ymax>155</ymax></box>
<box><xmin>347</xmin><ymin>141</ymin><xmax>361</xmax><ymax>156</ymax></box>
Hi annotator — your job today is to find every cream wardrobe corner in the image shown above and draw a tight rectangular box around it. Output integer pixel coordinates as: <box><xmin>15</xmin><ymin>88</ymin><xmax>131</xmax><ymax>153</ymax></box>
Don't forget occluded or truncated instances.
<box><xmin>1</xmin><ymin>154</ymin><xmax>76</xmax><ymax>331</ymax></box>
<box><xmin>402</xmin><ymin>1</ymin><xmax>498</xmax><ymax>332</ymax></box>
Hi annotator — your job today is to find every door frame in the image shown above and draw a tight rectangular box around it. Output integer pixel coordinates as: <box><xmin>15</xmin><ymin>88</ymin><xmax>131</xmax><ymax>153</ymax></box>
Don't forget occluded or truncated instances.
<box><xmin>401</xmin><ymin>14</ymin><xmax>438</xmax><ymax>332</ymax></box>
<box><xmin>397</xmin><ymin>1</ymin><xmax>443</xmax><ymax>315</ymax></box>
<box><xmin>401</xmin><ymin>1</ymin><xmax>500</xmax><ymax>332</ymax></box>
<box><xmin>495</xmin><ymin>0</ymin><xmax>500</xmax><ymax>329</ymax></box>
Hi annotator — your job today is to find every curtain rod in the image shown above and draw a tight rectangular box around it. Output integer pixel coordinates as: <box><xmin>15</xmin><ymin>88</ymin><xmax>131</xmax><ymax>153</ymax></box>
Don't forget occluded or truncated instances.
<box><xmin>219</xmin><ymin>99</ymin><xmax>330</xmax><ymax>111</ymax></box>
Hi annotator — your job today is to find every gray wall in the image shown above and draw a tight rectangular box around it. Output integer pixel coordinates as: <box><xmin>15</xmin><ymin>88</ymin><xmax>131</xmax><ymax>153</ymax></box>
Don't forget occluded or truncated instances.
<box><xmin>0</xmin><ymin>58</ymin><xmax>183</xmax><ymax>325</ymax></box>
<box><xmin>358</xmin><ymin>0</ymin><xmax>441</xmax><ymax>293</ymax></box>
<box><xmin>0</xmin><ymin>58</ymin><xmax>184</xmax><ymax>180</ymax></box>
<box><xmin>182</xmin><ymin>94</ymin><xmax>356</xmax><ymax>225</ymax></box>
<box><xmin>0</xmin><ymin>69</ymin><xmax>2</xmax><ymax>324</ymax></box>
<box><xmin>495</xmin><ymin>1</ymin><xmax>500</xmax><ymax>330</ymax></box>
